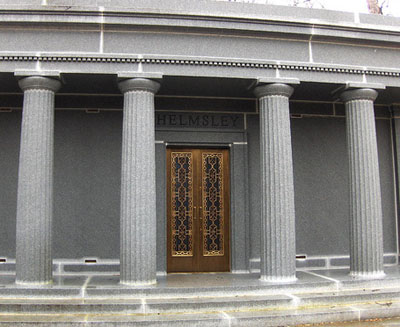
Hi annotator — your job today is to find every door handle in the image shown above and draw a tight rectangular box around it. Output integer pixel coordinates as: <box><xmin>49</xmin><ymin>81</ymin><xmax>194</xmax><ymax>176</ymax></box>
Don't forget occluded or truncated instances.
<box><xmin>198</xmin><ymin>207</ymin><xmax>203</xmax><ymax>232</ymax></box>
<box><xmin>199</xmin><ymin>206</ymin><xmax>203</xmax><ymax>231</ymax></box>
<box><xmin>193</xmin><ymin>206</ymin><xmax>197</xmax><ymax>220</ymax></box>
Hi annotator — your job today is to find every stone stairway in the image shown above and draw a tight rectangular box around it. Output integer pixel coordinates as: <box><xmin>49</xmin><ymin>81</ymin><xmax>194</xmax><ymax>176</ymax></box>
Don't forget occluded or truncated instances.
<box><xmin>1</xmin><ymin>269</ymin><xmax>400</xmax><ymax>326</ymax></box>
<box><xmin>1</xmin><ymin>286</ymin><xmax>400</xmax><ymax>326</ymax></box>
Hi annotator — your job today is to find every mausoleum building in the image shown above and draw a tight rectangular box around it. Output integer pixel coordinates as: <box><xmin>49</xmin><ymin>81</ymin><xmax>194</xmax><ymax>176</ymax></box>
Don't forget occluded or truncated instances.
<box><xmin>1</xmin><ymin>1</ymin><xmax>400</xmax><ymax>325</ymax></box>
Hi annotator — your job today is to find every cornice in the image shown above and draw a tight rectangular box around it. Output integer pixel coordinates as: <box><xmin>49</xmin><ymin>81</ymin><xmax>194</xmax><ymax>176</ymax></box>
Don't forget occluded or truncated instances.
<box><xmin>1</xmin><ymin>54</ymin><xmax>399</xmax><ymax>78</ymax></box>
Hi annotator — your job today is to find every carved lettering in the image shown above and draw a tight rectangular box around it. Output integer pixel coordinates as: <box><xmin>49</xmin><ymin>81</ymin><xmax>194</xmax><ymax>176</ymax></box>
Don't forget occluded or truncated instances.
<box><xmin>157</xmin><ymin>114</ymin><xmax>167</xmax><ymax>126</ymax></box>
<box><xmin>231</xmin><ymin>116</ymin><xmax>239</xmax><ymax>127</ymax></box>
<box><xmin>202</xmin><ymin>115</ymin><xmax>209</xmax><ymax>127</ymax></box>
<box><xmin>211</xmin><ymin>116</ymin><xmax>220</xmax><ymax>127</ymax></box>
<box><xmin>221</xmin><ymin>116</ymin><xmax>229</xmax><ymax>127</ymax></box>
<box><xmin>188</xmin><ymin>115</ymin><xmax>200</xmax><ymax>127</ymax></box>
<box><xmin>178</xmin><ymin>115</ymin><xmax>188</xmax><ymax>126</ymax></box>
<box><xmin>155</xmin><ymin>113</ymin><xmax>242</xmax><ymax>129</ymax></box>
<box><xmin>169</xmin><ymin>114</ymin><xmax>177</xmax><ymax>125</ymax></box>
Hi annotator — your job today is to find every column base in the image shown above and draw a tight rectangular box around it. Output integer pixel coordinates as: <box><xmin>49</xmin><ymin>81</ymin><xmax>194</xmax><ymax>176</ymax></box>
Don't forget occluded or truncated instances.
<box><xmin>120</xmin><ymin>279</ymin><xmax>157</xmax><ymax>286</ymax></box>
<box><xmin>232</xmin><ymin>269</ymin><xmax>251</xmax><ymax>274</ymax></box>
<box><xmin>349</xmin><ymin>271</ymin><xmax>385</xmax><ymax>280</ymax></box>
<box><xmin>15</xmin><ymin>280</ymin><xmax>53</xmax><ymax>286</ymax></box>
<box><xmin>259</xmin><ymin>275</ymin><xmax>297</xmax><ymax>283</ymax></box>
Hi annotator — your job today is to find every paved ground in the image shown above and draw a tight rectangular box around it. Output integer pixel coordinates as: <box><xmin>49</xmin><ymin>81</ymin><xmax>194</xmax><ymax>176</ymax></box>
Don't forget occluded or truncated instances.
<box><xmin>1</xmin><ymin>267</ymin><xmax>400</xmax><ymax>292</ymax></box>
<box><xmin>302</xmin><ymin>317</ymin><xmax>400</xmax><ymax>326</ymax></box>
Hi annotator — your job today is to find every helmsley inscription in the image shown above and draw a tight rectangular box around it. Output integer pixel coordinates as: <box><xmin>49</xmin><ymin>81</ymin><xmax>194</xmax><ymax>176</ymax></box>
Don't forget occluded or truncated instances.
<box><xmin>155</xmin><ymin>112</ymin><xmax>243</xmax><ymax>130</ymax></box>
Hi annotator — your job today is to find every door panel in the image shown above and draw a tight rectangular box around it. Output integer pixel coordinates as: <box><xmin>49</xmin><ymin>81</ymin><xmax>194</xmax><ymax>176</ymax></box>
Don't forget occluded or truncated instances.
<box><xmin>167</xmin><ymin>148</ymin><xmax>230</xmax><ymax>273</ymax></box>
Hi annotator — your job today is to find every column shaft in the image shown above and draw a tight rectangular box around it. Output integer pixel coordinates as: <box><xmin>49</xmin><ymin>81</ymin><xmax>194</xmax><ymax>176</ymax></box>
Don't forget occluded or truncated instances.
<box><xmin>343</xmin><ymin>89</ymin><xmax>384</xmax><ymax>278</ymax></box>
<box><xmin>16</xmin><ymin>76</ymin><xmax>60</xmax><ymax>284</ymax></box>
<box><xmin>119</xmin><ymin>78</ymin><xmax>159</xmax><ymax>285</ymax></box>
<box><xmin>255</xmin><ymin>84</ymin><xmax>296</xmax><ymax>282</ymax></box>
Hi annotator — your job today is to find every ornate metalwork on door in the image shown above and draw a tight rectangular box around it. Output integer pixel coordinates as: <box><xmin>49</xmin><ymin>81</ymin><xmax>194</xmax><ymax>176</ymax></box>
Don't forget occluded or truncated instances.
<box><xmin>202</xmin><ymin>153</ymin><xmax>224</xmax><ymax>256</ymax></box>
<box><xmin>171</xmin><ymin>152</ymin><xmax>193</xmax><ymax>257</ymax></box>
<box><xmin>167</xmin><ymin>148</ymin><xmax>230</xmax><ymax>273</ymax></box>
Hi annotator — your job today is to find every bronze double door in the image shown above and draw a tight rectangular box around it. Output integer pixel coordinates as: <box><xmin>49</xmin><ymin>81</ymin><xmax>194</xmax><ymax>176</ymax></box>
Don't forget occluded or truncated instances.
<box><xmin>167</xmin><ymin>148</ymin><xmax>230</xmax><ymax>273</ymax></box>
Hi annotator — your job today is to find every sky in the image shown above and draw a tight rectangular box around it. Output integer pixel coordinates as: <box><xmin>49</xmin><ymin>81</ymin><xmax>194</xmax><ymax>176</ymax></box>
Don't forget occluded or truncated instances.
<box><xmin>249</xmin><ymin>0</ymin><xmax>400</xmax><ymax>16</ymax></box>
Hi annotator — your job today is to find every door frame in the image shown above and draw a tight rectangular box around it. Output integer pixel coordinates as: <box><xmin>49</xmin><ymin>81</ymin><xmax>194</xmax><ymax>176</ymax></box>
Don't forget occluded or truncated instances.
<box><xmin>155</xmin><ymin>135</ymin><xmax>249</xmax><ymax>275</ymax></box>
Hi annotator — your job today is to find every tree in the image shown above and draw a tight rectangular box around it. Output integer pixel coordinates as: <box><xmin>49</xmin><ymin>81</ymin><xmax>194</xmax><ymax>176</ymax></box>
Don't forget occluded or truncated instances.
<box><xmin>224</xmin><ymin>0</ymin><xmax>394</xmax><ymax>16</ymax></box>
<box><xmin>292</xmin><ymin>0</ymin><xmax>389</xmax><ymax>14</ymax></box>
<box><xmin>367</xmin><ymin>0</ymin><xmax>382</xmax><ymax>13</ymax></box>
<box><xmin>292</xmin><ymin>0</ymin><xmax>324</xmax><ymax>9</ymax></box>
<box><xmin>366</xmin><ymin>0</ymin><xmax>389</xmax><ymax>14</ymax></box>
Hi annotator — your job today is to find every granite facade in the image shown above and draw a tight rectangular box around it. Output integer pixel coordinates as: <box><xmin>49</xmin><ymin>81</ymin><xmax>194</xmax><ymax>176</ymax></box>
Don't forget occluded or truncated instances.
<box><xmin>0</xmin><ymin>0</ymin><xmax>398</xmax><ymax>286</ymax></box>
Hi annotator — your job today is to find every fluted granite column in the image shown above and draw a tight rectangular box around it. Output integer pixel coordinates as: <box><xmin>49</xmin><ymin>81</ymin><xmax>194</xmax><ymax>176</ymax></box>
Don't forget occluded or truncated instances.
<box><xmin>341</xmin><ymin>88</ymin><xmax>385</xmax><ymax>279</ymax></box>
<box><xmin>16</xmin><ymin>76</ymin><xmax>61</xmax><ymax>285</ymax></box>
<box><xmin>254</xmin><ymin>83</ymin><xmax>296</xmax><ymax>282</ymax></box>
<box><xmin>118</xmin><ymin>78</ymin><xmax>160</xmax><ymax>285</ymax></box>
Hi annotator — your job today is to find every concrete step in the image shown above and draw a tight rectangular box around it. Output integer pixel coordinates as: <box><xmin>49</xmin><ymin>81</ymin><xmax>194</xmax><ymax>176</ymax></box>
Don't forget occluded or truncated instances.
<box><xmin>0</xmin><ymin>294</ymin><xmax>291</xmax><ymax>314</ymax></box>
<box><xmin>1</xmin><ymin>301</ymin><xmax>400</xmax><ymax>326</ymax></box>
<box><xmin>0</xmin><ymin>287</ymin><xmax>399</xmax><ymax>315</ymax></box>
<box><xmin>3</xmin><ymin>270</ymin><xmax>400</xmax><ymax>300</ymax></box>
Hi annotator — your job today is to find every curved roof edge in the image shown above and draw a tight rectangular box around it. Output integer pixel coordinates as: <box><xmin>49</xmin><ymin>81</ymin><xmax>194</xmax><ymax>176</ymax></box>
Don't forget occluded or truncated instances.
<box><xmin>1</xmin><ymin>0</ymin><xmax>400</xmax><ymax>32</ymax></box>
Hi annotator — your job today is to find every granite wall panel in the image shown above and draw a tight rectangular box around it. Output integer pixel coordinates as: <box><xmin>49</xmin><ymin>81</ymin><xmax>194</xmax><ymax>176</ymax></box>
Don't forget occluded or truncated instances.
<box><xmin>248</xmin><ymin>114</ymin><xmax>397</xmax><ymax>259</ymax></box>
<box><xmin>0</xmin><ymin>111</ymin><xmax>20</xmax><ymax>258</ymax></box>
<box><xmin>0</xmin><ymin>107</ymin><xmax>397</xmax><ymax>266</ymax></box>
<box><xmin>53</xmin><ymin>110</ymin><xmax>122</xmax><ymax>259</ymax></box>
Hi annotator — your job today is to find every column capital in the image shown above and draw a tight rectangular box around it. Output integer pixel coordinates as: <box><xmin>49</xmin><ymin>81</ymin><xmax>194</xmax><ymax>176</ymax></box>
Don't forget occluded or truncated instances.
<box><xmin>340</xmin><ymin>88</ymin><xmax>379</xmax><ymax>103</ymax></box>
<box><xmin>18</xmin><ymin>76</ymin><xmax>62</xmax><ymax>93</ymax></box>
<box><xmin>254</xmin><ymin>83</ymin><xmax>294</xmax><ymax>99</ymax></box>
<box><xmin>118</xmin><ymin>78</ymin><xmax>160</xmax><ymax>94</ymax></box>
